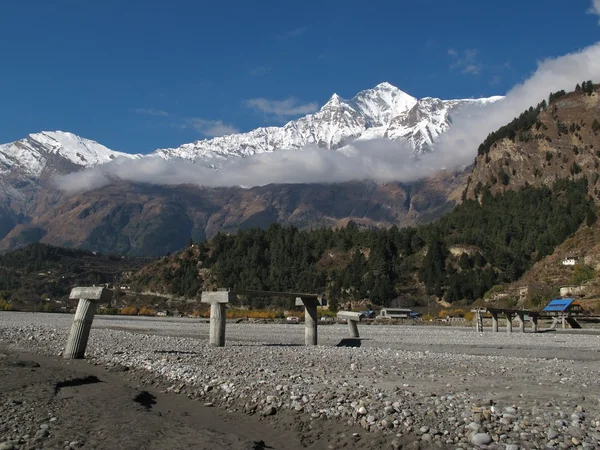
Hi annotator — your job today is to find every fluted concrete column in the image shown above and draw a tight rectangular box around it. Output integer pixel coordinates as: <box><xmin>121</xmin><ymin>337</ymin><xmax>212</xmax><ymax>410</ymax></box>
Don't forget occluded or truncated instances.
<box><xmin>201</xmin><ymin>291</ymin><xmax>233</xmax><ymax>347</ymax></box>
<box><xmin>64</xmin><ymin>299</ymin><xmax>97</xmax><ymax>359</ymax></box>
<box><xmin>491</xmin><ymin>313</ymin><xmax>499</xmax><ymax>332</ymax></box>
<box><xmin>209</xmin><ymin>303</ymin><xmax>226</xmax><ymax>346</ymax></box>
<box><xmin>63</xmin><ymin>286</ymin><xmax>108</xmax><ymax>360</ymax></box>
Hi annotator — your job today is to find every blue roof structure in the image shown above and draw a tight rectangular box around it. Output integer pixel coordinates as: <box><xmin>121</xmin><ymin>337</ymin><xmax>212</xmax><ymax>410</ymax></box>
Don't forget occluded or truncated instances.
<box><xmin>543</xmin><ymin>298</ymin><xmax>575</xmax><ymax>312</ymax></box>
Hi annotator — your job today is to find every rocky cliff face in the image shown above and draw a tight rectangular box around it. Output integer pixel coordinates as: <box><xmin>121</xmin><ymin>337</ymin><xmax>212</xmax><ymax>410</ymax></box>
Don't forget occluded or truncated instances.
<box><xmin>464</xmin><ymin>86</ymin><xmax>600</xmax><ymax>201</ymax></box>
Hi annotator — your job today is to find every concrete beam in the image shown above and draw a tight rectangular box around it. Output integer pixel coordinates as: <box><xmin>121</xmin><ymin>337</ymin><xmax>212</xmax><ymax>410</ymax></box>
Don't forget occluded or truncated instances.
<box><xmin>294</xmin><ymin>297</ymin><xmax>327</xmax><ymax>307</ymax></box>
<box><xmin>64</xmin><ymin>287</ymin><xmax>106</xmax><ymax>359</ymax></box>
<box><xmin>337</xmin><ymin>311</ymin><xmax>361</xmax><ymax>338</ymax></box>
<box><xmin>201</xmin><ymin>291</ymin><xmax>233</xmax><ymax>304</ymax></box>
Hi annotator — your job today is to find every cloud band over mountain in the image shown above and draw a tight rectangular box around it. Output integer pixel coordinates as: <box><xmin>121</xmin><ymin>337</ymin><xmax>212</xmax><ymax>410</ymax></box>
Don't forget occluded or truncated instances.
<box><xmin>55</xmin><ymin>42</ymin><xmax>600</xmax><ymax>193</ymax></box>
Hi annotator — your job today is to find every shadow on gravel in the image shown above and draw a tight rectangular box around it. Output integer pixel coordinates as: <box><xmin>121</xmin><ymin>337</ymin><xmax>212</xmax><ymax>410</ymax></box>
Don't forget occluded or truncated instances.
<box><xmin>336</xmin><ymin>338</ymin><xmax>363</xmax><ymax>348</ymax></box>
<box><xmin>262</xmin><ymin>344</ymin><xmax>303</xmax><ymax>347</ymax></box>
<box><xmin>243</xmin><ymin>440</ymin><xmax>270</xmax><ymax>450</ymax></box>
<box><xmin>54</xmin><ymin>375</ymin><xmax>101</xmax><ymax>393</ymax></box>
<box><xmin>133</xmin><ymin>390</ymin><xmax>157</xmax><ymax>410</ymax></box>
<box><xmin>154</xmin><ymin>350</ymin><xmax>201</xmax><ymax>355</ymax></box>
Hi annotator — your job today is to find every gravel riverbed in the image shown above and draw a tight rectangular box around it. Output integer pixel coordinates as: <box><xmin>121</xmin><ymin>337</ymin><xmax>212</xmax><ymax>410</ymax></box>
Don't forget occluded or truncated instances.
<box><xmin>1</xmin><ymin>312</ymin><xmax>600</xmax><ymax>449</ymax></box>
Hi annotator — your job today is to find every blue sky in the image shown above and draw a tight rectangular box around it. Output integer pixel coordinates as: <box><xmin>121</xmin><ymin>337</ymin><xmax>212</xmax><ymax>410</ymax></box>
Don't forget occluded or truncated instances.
<box><xmin>1</xmin><ymin>0</ymin><xmax>599</xmax><ymax>154</ymax></box>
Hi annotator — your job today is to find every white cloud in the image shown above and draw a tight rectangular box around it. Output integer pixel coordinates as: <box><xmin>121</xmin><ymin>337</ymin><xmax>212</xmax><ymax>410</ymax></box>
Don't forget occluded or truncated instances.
<box><xmin>249</xmin><ymin>65</ymin><xmax>271</xmax><ymax>76</ymax></box>
<box><xmin>183</xmin><ymin>119</ymin><xmax>240</xmax><ymax>137</ymax></box>
<box><xmin>449</xmin><ymin>48</ymin><xmax>482</xmax><ymax>75</ymax></box>
<box><xmin>277</xmin><ymin>26</ymin><xmax>308</xmax><ymax>40</ymax></box>
<box><xmin>588</xmin><ymin>0</ymin><xmax>600</xmax><ymax>22</ymax></box>
<box><xmin>135</xmin><ymin>108</ymin><xmax>168</xmax><ymax>116</ymax></box>
<box><xmin>245</xmin><ymin>97</ymin><xmax>319</xmax><ymax>118</ymax></box>
<box><xmin>55</xmin><ymin>42</ymin><xmax>600</xmax><ymax>193</ymax></box>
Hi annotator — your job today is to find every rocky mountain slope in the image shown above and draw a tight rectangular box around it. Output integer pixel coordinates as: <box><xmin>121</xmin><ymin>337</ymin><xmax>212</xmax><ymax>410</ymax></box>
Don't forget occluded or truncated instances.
<box><xmin>0</xmin><ymin>82</ymin><xmax>501</xmax><ymax>255</ymax></box>
<box><xmin>464</xmin><ymin>83</ymin><xmax>600</xmax><ymax>200</ymax></box>
<box><xmin>0</xmin><ymin>173</ymin><xmax>466</xmax><ymax>256</ymax></box>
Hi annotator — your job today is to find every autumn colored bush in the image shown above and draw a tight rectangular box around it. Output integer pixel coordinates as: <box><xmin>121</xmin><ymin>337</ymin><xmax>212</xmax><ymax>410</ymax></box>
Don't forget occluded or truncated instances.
<box><xmin>0</xmin><ymin>299</ymin><xmax>13</xmax><ymax>311</ymax></box>
<box><xmin>119</xmin><ymin>306</ymin><xmax>138</xmax><ymax>315</ymax></box>
<box><xmin>138</xmin><ymin>307</ymin><xmax>156</xmax><ymax>316</ymax></box>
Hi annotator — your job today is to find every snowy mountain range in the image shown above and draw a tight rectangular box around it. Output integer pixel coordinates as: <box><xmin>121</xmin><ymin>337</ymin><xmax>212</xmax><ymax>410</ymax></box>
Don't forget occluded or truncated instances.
<box><xmin>155</xmin><ymin>82</ymin><xmax>503</xmax><ymax>162</ymax></box>
<box><xmin>0</xmin><ymin>82</ymin><xmax>503</xmax><ymax>180</ymax></box>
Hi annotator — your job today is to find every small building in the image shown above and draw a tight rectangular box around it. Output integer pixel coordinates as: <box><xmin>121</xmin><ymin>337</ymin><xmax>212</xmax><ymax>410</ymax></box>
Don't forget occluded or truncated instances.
<box><xmin>543</xmin><ymin>298</ymin><xmax>586</xmax><ymax>329</ymax></box>
<box><xmin>562</xmin><ymin>256</ymin><xmax>579</xmax><ymax>266</ymax></box>
<box><xmin>377</xmin><ymin>308</ymin><xmax>420</xmax><ymax>319</ymax></box>
<box><xmin>543</xmin><ymin>298</ymin><xmax>585</xmax><ymax>315</ymax></box>
<box><xmin>559</xmin><ymin>285</ymin><xmax>587</xmax><ymax>298</ymax></box>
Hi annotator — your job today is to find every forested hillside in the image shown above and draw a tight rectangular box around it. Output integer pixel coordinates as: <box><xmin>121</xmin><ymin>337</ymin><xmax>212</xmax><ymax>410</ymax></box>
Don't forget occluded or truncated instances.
<box><xmin>0</xmin><ymin>244</ymin><xmax>152</xmax><ymax>310</ymax></box>
<box><xmin>132</xmin><ymin>178</ymin><xmax>593</xmax><ymax>308</ymax></box>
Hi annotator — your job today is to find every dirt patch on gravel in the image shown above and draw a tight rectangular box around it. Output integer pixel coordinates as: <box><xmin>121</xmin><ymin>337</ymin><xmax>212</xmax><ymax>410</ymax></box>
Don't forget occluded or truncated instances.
<box><xmin>0</xmin><ymin>345</ymin><xmax>418</xmax><ymax>450</ymax></box>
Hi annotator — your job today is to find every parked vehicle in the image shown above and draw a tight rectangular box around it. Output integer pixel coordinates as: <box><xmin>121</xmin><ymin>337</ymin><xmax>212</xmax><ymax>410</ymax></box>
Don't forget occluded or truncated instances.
<box><xmin>359</xmin><ymin>310</ymin><xmax>376</xmax><ymax>319</ymax></box>
<box><xmin>286</xmin><ymin>316</ymin><xmax>300</xmax><ymax>323</ymax></box>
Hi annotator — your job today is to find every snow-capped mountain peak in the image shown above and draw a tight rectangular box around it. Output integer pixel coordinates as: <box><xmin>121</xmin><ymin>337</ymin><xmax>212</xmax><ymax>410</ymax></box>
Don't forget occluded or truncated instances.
<box><xmin>0</xmin><ymin>83</ymin><xmax>504</xmax><ymax>180</ymax></box>
<box><xmin>0</xmin><ymin>130</ymin><xmax>137</xmax><ymax>178</ymax></box>
<box><xmin>154</xmin><ymin>82</ymin><xmax>503</xmax><ymax>162</ymax></box>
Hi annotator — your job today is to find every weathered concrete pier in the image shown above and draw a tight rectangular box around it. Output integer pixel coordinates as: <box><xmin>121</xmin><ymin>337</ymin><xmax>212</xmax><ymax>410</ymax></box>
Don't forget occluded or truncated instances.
<box><xmin>201</xmin><ymin>289</ymin><xmax>326</xmax><ymax>347</ymax></box>
<box><xmin>63</xmin><ymin>287</ymin><xmax>110</xmax><ymax>359</ymax></box>
<box><xmin>337</xmin><ymin>311</ymin><xmax>362</xmax><ymax>337</ymax></box>
<box><xmin>471</xmin><ymin>308</ymin><xmax>541</xmax><ymax>333</ymax></box>
<box><xmin>200</xmin><ymin>290</ymin><xmax>233</xmax><ymax>347</ymax></box>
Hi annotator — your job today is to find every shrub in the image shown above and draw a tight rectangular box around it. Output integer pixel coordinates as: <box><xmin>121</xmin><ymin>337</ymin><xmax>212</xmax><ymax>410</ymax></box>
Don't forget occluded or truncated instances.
<box><xmin>119</xmin><ymin>306</ymin><xmax>138</xmax><ymax>315</ymax></box>
<box><xmin>570</xmin><ymin>264</ymin><xmax>596</xmax><ymax>285</ymax></box>
<box><xmin>138</xmin><ymin>307</ymin><xmax>156</xmax><ymax>316</ymax></box>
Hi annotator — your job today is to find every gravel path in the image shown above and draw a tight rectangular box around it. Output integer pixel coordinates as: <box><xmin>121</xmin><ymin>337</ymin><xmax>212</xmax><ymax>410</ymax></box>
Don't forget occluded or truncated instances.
<box><xmin>1</xmin><ymin>312</ymin><xmax>600</xmax><ymax>449</ymax></box>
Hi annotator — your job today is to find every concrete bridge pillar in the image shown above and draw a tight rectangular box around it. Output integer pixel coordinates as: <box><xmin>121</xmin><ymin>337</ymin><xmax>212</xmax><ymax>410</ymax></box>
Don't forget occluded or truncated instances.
<box><xmin>491</xmin><ymin>313</ymin><xmax>499</xmax><ymax>332</ymax></box>
<box><xmin>201</xmin><ymin>291</ymin><xmax>233</xmax><ymax>347</ymax></box>
<box><xmin>64</xmin><ymin>287</ymin><xmax>109</xmax><ymax>359</ymax></box>
<box><xmin>506</xmin><ymin>313</ymin><xmax>513</xmax><ymax>333</ymax></box>
<box><xmin>337</xmin><ymin>311</ymin><xmax>361</xmax><ymax>338</ymax></box>
<box><xmin>296</xmin><ymin>298</ymin><xmax>318</xmax><ymax>345</ymax></box>
<box><xmin>296</xmin><ymin>297</ymin><xmax>326</xmax><ymax>345</ymax></box>
<box><xmin>532</xmin><ymin>316</ymin><xmax>539</xmax><ymax>333</ymax></box>
<box><xmin>516</xmin><ymin>314</ymin><xmax>525</xmax><ymax>333</ymax></box>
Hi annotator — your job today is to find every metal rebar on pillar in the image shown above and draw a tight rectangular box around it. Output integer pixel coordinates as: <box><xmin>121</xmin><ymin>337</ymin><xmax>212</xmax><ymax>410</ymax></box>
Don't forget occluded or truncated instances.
<box><xmin>492</xmin><ymin>313</ymin><xmax>499</xmax><ymax>332</ymax></box>
<box><xmin>64</xmin><ymin>287</ymin><xmax>109</xmax><ymax>360</ymax></box>
<box><xmin>201</xmin><ymin>291</ymin><xmax>233</xmax><ymax>347</ymax></box>
<box><xmin>506</xmin><ymin>313</ymin><xmax>513</xmax><ymax>333</ymax></box>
